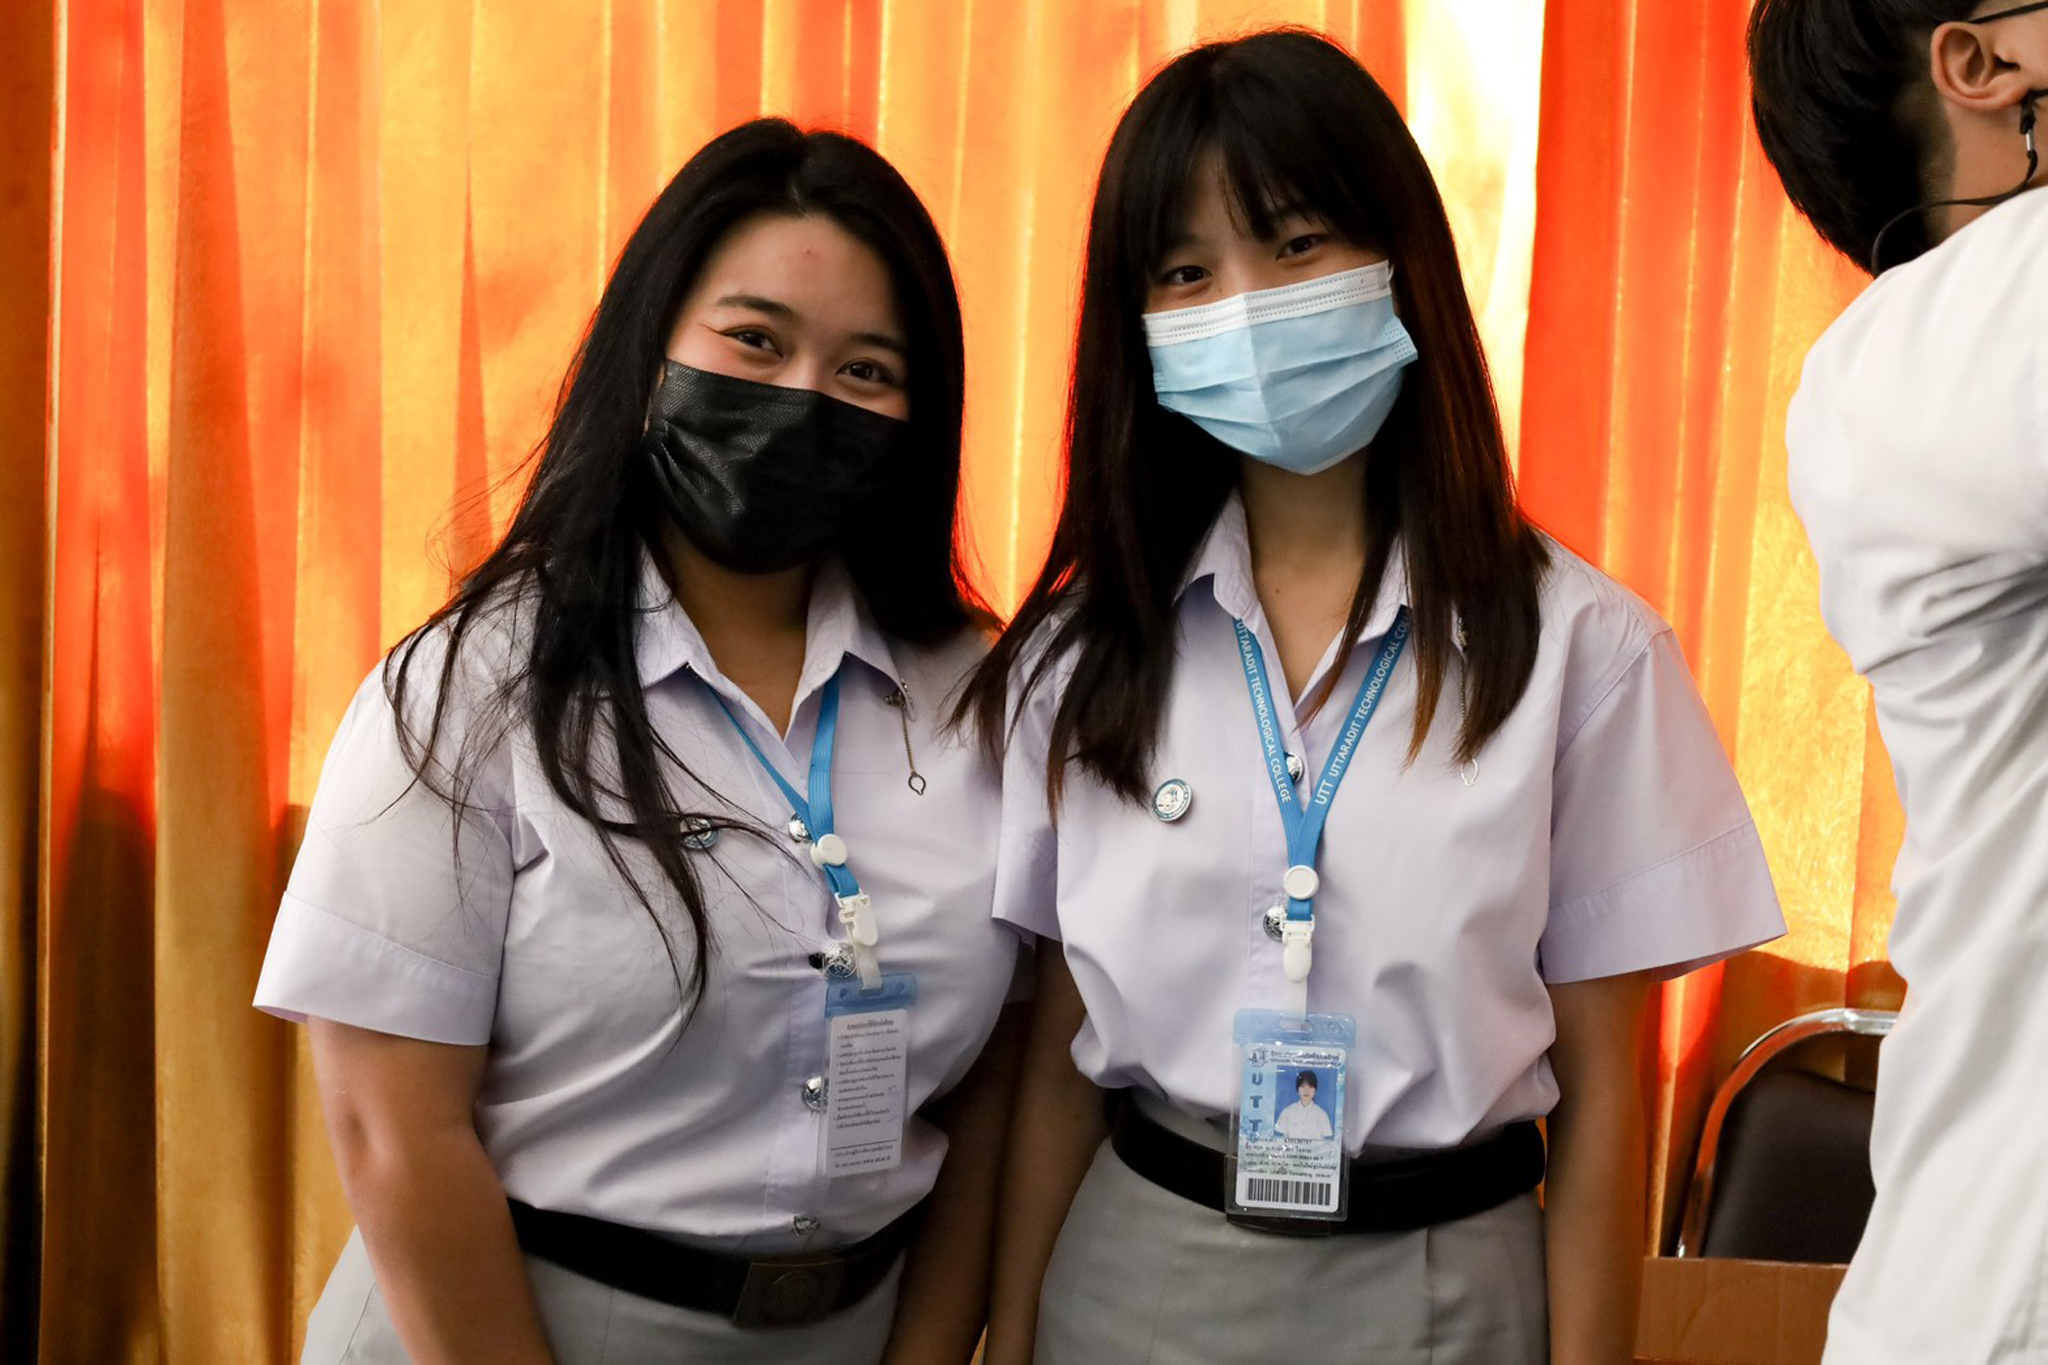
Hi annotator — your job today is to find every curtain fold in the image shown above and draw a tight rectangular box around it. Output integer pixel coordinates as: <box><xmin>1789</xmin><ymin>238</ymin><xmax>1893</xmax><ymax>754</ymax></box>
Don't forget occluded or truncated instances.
<box><xmin>1521</xmin><ymin>0</ymin><xmax>1900</xmax><ymax>1249</ymax></box>
<box><xmin>0</xmin><ymin>3</ymin><xmax>52</xmax><ymax>1358</ymax></box>
<box><xmin>12</xmin><ymin>0</ymin><xmax>1905</xmax><ymax>1356</ymax></box>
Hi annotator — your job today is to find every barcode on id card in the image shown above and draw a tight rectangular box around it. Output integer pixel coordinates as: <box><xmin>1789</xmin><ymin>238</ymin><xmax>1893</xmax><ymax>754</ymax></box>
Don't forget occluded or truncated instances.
<box><xmin>1246</xmin><ymin>1177</ymin><xmax>1333</xmax><ymax>1207</ymax></box>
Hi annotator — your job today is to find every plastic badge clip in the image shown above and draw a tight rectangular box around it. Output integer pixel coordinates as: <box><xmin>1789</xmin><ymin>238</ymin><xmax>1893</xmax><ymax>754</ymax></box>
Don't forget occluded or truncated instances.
<box><xmin>836</xmin><ymin>892</ymin><xmax>879</xmax><ymax>948</ymax></box>
<box><xmin>836</xmin><ymin>893</ymin><xmax>882</xmax><ymax>989</ymax></box>
<box><xmin>1281</xmin><ymin>917</ymin><xmax>1314</xmax><ymax>984</ymax></box>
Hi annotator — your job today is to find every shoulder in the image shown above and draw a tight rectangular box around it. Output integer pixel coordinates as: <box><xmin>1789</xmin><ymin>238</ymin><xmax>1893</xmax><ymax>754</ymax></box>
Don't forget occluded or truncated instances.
<box><xmin>389</xmin><ymin>579</ymin><xmax>531</xmax><ymax>689</ymax></box>
<box><xmin>953</xmin><ymin>593</ymin><xmax>1086</xmax><ymax>731</ymax></box>
<box><xmin>1791</xmin><ymin>192</ymin><xmax>2048</xmax><ymax>523</ymax></box>
<box><xmin>1531</xmin><ymin>538</ymin><xmax>1670</xmax><ymax>743</ymax></box>
<box><xmin>371</xmin><ymin>579</ymin><xmax>535</xmax><ymax>759</ymax></box>
<box><xmin>1805</xmin><ymin>189</ymin><xmax>2048</xmax><ymax>384</ymax></box>
<box><xmin>1535</xmin><ymin>537</ymin><xmax>1664</xmax><ymax>658</ymax></box>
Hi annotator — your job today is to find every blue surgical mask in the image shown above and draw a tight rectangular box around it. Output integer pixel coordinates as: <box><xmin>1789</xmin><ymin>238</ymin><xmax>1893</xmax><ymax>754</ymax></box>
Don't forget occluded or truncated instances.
<box><xmin>1143</xmin><ymin>262</ymin><xmax>1417</xmax><ymax>475</ymax></box>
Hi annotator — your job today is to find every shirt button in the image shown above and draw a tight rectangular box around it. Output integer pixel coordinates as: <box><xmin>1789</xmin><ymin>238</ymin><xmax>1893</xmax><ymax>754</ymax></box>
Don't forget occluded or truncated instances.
<box><xmin>1263</xmin><ymin>904</ymin><xmax>1287</xmax><ymax>941</ymax></box>
<box><xmin>810</xmin><ymin>943</ymin><xmax>857</xmax><ymax>978</ymax></box>
<box><xmin>802</xmin><ymin>1075</ymin><xmax>829</xmax><ymax>1111</ymax></box>
<box><xmin>792</xmin><ymin>1214</ymin><xmax>821</xmax><ymax>1235</ymax></box>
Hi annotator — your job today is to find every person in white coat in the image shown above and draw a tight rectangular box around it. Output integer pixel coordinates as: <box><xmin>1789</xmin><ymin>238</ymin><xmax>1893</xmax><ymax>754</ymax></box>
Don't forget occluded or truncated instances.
<box><xmin>1750</xmin><ymin>3</ymin><xmax>2048</xmax><ymax>1360</ymax></box>
<box><xmin>255</xmin><ymin>119</ymin><xmax>1022</xmax><ymax>1365</ymax></box>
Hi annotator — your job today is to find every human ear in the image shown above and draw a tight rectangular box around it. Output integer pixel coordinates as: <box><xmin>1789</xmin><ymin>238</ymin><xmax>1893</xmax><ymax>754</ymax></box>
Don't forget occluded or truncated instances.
<box><xmin>1930</xmin><ymin>19</ymin><xmax>2044</xmax><ymax>116</ymax></box>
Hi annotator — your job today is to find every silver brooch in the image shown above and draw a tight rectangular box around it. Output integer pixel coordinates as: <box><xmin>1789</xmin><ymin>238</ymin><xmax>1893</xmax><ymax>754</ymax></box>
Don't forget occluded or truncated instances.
<box><xmin>1152</xmin><ymin>778</ymin><xmax>1194</xmax><ymax>823</ymax></box>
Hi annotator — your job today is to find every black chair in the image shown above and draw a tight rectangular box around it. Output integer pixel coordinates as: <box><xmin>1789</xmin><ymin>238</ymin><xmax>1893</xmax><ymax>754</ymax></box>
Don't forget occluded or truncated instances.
<box><xmin>1675</xmin><ymin>1007</ymin><xmax>1896</xmax><ymax>1263</ymax></box>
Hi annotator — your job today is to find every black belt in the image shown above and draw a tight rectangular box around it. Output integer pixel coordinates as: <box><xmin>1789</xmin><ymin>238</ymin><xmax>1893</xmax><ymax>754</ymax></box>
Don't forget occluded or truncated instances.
<box><xmin>507</xmin><ymin>1199</ymin><xmax>924</xmax><ymax>1329</ymax></box>
<box><xmin>1107</xmin><ymin>1091</ymin><xmax>1545</xmax><ymax>1237</ymax></box>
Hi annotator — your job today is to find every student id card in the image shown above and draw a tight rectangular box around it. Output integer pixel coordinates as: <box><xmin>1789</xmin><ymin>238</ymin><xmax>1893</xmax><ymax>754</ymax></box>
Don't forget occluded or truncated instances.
<box><xmin>1228</xmin><ymin>1009</ymin><xmax>1355</xmax><ymax>1223</ymax></box>
<box><xmin>820</xmin><ymin>973</ymin><xmax>917</xmax><ymax>1178</ymax></box>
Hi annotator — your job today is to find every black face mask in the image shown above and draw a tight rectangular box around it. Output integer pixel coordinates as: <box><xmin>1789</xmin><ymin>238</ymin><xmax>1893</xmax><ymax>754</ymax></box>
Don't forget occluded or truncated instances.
<box><xmin>641</xmin><ymin>362</ymin><xmax>908</xmax><ymax>574</ymax></box>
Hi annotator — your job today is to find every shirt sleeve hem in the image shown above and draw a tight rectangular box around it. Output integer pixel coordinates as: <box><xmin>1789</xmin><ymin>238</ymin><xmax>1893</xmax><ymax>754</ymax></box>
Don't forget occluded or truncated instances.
<box><xmin>1540</xmin><ymin>822</ymin><xmax>1787</xmax><ymax>984</ymax></box>
<box><xmin>991</xmin><ymin>904</ymin><xmax>1061</xmax><ymax>942</ymax></box>
<box><xmin>253</xmin><ymin>893</ymin><xmax>499</xmax><ymax>1045</ymax></box>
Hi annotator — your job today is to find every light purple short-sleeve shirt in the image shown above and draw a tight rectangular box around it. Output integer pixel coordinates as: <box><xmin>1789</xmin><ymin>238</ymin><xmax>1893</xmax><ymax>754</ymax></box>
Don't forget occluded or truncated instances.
<box><xmin>256</xmin><ymin>559</ymin><xmax>1022</xmax><ymax>1253</ymax></box>
<box><xmin>994</xmin><ymin>497</ymin><xmax>1784</xmax><ymax>1151</ymax></box>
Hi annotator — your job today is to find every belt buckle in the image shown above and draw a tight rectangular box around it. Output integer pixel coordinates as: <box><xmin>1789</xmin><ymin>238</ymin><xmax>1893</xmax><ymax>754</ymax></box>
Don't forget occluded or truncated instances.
<box><xmin>731</xmin><ymin>1255</ymin><xmax>847</xmax><ymax>1329</ymax></box>
<box><xmin>1224</xmin><ymin>1208</ymin><xmax>1340</xmax><ymax>1238</ymax></box>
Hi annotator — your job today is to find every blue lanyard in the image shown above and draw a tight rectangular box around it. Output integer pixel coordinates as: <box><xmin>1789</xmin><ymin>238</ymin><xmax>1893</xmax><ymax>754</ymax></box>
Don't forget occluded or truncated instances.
<box><xmin>711</xmin><ymin>671</ymin><xmax>861</xmax><ymax>900</ymax></box>
<box><xmin>1234</xmin><ymin>608</ymin><xmax>1411</xmax><ymax>925</ymax></box>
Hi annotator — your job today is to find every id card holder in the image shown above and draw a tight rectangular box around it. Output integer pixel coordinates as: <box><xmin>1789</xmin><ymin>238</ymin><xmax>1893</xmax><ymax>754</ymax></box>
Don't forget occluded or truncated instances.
<box><xmin>1227</xmin><ymin>1009</ymin><xmax>1356</xmax><ymax>1225</ymax></box>
<box><xmin>819</xmin><ymin>972</ymin><xmax>917</xmax><ymax>1178</ymax></box>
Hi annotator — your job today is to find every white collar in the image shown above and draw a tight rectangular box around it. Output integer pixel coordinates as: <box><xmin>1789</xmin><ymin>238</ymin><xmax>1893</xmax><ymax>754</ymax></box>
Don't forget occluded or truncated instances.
<box><xmin>1176</xmin><ymin>493</ymin><xmax>1466</xmax><ymax>652</ymax></box>
<box><xmin>631</xmin><ymin>550</ymin><xmax>900</xmax><ymax>698</ymax></box>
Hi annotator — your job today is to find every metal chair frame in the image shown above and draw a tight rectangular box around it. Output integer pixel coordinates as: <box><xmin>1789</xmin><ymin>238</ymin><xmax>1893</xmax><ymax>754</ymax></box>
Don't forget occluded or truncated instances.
<box><xmin>1673</xmin><ymin>1006</ymin><xmax>1897</xmax><ymax>1258</ymax></box>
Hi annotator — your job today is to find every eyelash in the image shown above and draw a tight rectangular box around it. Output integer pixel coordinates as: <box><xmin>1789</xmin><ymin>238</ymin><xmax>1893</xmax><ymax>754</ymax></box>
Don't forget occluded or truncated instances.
<box><xmin>1156</xmin><ymin>234</ymin><xmax>1326</xmax><ymax>287</ymax></box>
<box><xmin>842</xmin><ymin>359</ymin><xmax>899</xmax><ymax>387</ymax></box>
<box><xmin>723</xmin><ymin>326</ymin><xmax>898</xmax><ymax>386</ymax></box>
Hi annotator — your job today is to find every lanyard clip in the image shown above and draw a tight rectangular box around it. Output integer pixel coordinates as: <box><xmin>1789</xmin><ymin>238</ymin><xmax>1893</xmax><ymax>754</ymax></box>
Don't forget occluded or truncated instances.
<box><xmin>1280</xmin><ymin>917</ymin><xmax>1314</xmax><ymax>984</ymax></box>
<box><xmin>836</xmin><ymin>892</ymin><xmax>879</xmax><ymax>948</ymax></box>
<box><xmin>836</xmin><ymin>893</ymin><xmax>882</xmax><ymax>989</ymax></box>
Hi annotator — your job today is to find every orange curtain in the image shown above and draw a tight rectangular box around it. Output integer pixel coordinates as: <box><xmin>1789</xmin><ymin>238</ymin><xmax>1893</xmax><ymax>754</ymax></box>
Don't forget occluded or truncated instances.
<box><xmin>8</xmin><ymin>0</ymin><xmax>1902</xmax><ymax>1358</ymax></box>
<box><xmin>1520</xmin><ymin>0</ymin><xmax>1901</xmax><ymax>1247</ymax></box>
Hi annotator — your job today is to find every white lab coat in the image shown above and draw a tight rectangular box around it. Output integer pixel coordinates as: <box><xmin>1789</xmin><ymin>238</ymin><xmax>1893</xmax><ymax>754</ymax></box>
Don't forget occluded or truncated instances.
<box><xmin>1788</xmin><ymin>188</ymin><xmax>2048</xmax><ymax>1364</ymax></box>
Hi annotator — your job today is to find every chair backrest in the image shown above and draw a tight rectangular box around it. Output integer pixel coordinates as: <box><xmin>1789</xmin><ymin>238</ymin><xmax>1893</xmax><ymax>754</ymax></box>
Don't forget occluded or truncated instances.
<box><xmin>1675</xmin><ymin>1007</ymin><xmax>1896</xmax><ymax>1261</ymax></box>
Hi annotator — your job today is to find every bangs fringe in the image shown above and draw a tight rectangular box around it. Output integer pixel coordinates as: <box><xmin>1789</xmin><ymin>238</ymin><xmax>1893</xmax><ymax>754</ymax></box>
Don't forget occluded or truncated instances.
<box><xmin>1117</xmin><ymin>36</ymin><xmax>1393</xmax><ymax>282</ymax></box>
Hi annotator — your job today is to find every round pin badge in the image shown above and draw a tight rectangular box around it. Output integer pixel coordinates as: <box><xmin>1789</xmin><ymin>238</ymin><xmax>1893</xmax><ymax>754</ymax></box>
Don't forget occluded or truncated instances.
<box><xmin>681</xmin><ymin>816</ymin><xmax>719</xmax><ymax>852</ymax></box>
<box><xmin>1152</xmin><ymin>778</ymin><xmax>1194</xmax><ymax>823</ymax></box>
<box><xmin>1263</xmin><ymin>904</ymin><xmax>1287</xmax><ymax>941</ymax></box>
<box><xmin>786</xmin><ymin>813</ymin><xmax>812</xmax><ymax>844</ymax></box>
<box><xmin>1285</xmin><ymin>752</ymin><xmax>1306</xmax><ymax>785</ymax></box>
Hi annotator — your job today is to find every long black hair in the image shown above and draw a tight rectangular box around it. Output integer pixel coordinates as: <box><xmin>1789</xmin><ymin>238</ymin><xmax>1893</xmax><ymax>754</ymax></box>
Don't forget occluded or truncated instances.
<box><xmin>1749</xmin><ymin>0</ymin><xmax>1979</xmax><ymax>272</ymax></box>
<box><xmin>962</xmin><ymin>29</ymin><xmax>1548</xmax><ymax>808</ymax></box>
<box><xmin>389</xmin><ymin>118</ymin><xmax>978</xmax><ymax>1014</ymax></box>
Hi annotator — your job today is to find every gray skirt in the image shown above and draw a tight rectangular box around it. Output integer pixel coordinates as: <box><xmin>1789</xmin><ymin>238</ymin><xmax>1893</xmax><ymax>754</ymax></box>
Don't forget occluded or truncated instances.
<box><xmin>1035</xmin><ymin>1140</ymin><xmax>1548</xmax><ymax>1365</ymax></box>
<box><xmin>300</xmin><ymin>1227</ymin><xmax>902</xmax><ymax>1365</ymax></box>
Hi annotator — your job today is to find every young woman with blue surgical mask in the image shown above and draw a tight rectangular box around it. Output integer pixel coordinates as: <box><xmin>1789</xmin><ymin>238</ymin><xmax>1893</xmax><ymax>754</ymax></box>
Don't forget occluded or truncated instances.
<box><xmin>965</xmin><ymin>31</ymin><xmax>1785</xmax><ymax>1365</ymax></box>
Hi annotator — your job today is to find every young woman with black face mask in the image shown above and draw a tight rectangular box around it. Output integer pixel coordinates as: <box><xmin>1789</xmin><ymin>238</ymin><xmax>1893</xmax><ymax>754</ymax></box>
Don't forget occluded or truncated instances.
<box><xmin>255</xmin><ymin>118</ymin><xmax>1024</xmax><ymax>1365</ymax></box>
<box><xmin>966</xmin><ymin>31</ymin><xmax>1785</xmax><ymax>1365</ymax></box>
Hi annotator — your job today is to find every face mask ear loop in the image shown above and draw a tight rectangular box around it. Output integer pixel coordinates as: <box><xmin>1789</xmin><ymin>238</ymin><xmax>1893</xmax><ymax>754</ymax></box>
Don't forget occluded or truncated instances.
<box><xmin>1869</xmin><ymin>90</ymin><xmax>2046</xmax><ymax>273</ymax></box>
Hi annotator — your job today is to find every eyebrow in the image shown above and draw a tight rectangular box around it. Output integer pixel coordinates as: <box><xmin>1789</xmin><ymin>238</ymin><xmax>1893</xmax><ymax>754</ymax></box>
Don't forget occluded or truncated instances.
<box><xmin>713</xmin><ymin>292</ymin><xmax>795</xmax><ymax>319</ymax></box>
<box><xmin>850</xmin><ymin>330</ymin><xmax>909</xmax><ymax>358</ymax></box>
<box><xmin>711</xmin><ymin>293</ymin><xmax>908</xmax><ymax>358</ymax></box>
